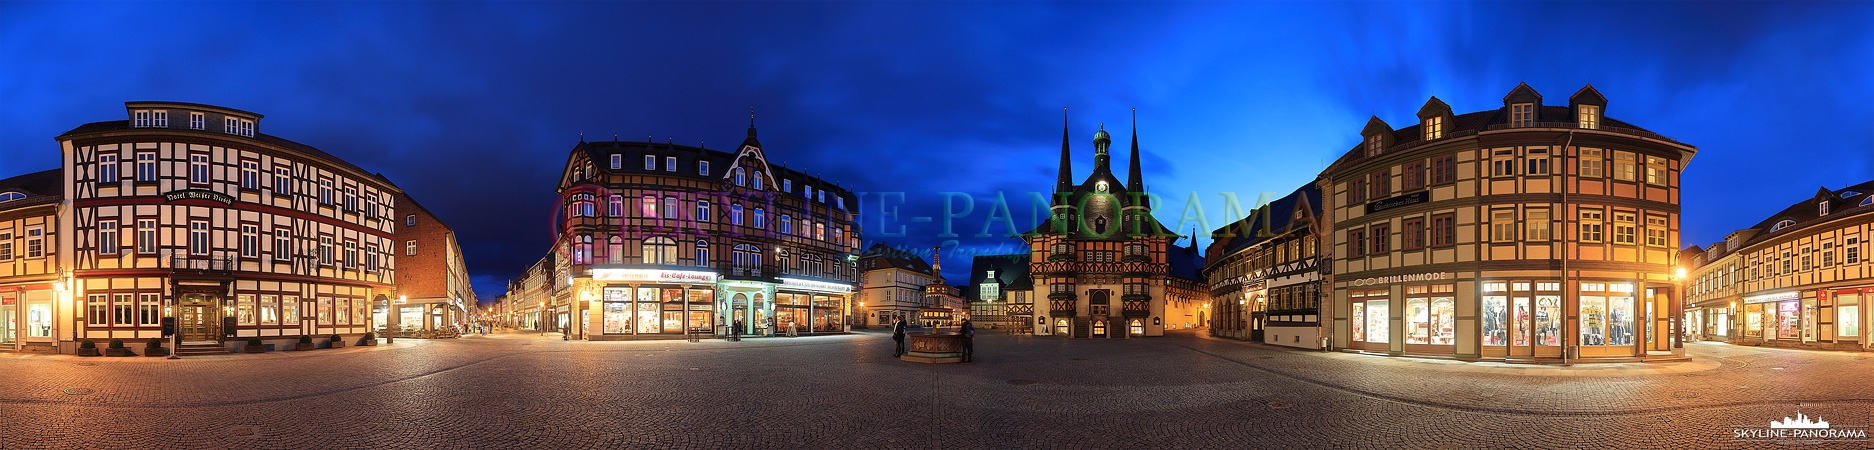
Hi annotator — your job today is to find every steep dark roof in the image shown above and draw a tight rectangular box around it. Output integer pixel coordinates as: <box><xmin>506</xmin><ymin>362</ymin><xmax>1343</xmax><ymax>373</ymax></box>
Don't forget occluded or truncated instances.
<box><xmin>57</xmin><ymin>120</ymin><xmax>394</xmax><ymax>190</ymax></box>
<box><xmin>1167</xmin><ymin>240</ymin><xmax>1203</xmax><ymax>283</ymax></box>
<box><xmin>857</xmin><ymin>242</ymin><xmax>933</xmax><ymax>275</ymax></box>
<box><xmin>1208</xmin><ymin>182</ymin><xmax>1320</xmax><ymax>257</ymax></box>
<box><xmin>570</xmin><ymin>139</ymin><xmax>857</xmax><ymax>203</ymax></box>
<box><xmin>1326</xmin><ymin>104</ymin><xmax>1672</xmax><ymax>174</ymax></box>
<box><xmin>0</xmin><ymin>169</ymin><xmax>64</xmax><ymax>210</ymax></box>
<box><xmin>964</xmin><ymin>254</ymin><xmax>1029</xmax><ymax>302</ymax></box>
<box><xmin>1717</xmin><ymin>179</ymin><xmax>1874</xmax><ymax>256</ymax></box>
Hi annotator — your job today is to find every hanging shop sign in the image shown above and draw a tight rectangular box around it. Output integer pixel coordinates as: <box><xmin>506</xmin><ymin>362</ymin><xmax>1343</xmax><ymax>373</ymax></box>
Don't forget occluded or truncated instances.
<box><xmin>162</xmin><ymin>189</ymin><xmax>234</xmax><ymax>205</ymax></box>
<box><xmin>780</xmin><ymin>277</ymin><xmax>854</xmax><ymax>294</ymax></box>
<box><xmin>592</xmin><ymin>268</ymin><xmax>719</xmax><ymax>284</ymax></box>
<box><xmin>1349</xmin><ymin>272</ymin><xmax>1451</xmax><ymax>287</ymax></box>
<box><xmin>1743</xmin><ymin>291</ymin><xmax>1799</xmax><ymax>304</ymax></box>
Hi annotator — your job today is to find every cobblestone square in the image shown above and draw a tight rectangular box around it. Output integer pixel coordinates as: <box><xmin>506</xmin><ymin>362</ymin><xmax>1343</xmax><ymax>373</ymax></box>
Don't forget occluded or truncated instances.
<box><xmin>0</xmin><ymin>330</ymin><xmax>1868</xmax><ymax>449</ymax></box>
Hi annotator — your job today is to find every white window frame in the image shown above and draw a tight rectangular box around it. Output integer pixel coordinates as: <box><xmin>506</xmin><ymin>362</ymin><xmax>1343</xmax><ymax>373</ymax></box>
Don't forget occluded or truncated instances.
<box><xmin>273</xmin><ymin>166</ymin><xmax>291</xmax><ymax>195</ymax></box>
<box><xmin>99</xmin><ymin>220</ymin><xmax>119</xmax><ymax>255</ymax></box>
<box><xmin>665</xmin><ymin>156</ymin><xmax>677</xmax><ymax>172</ymax></box>
<box><xmin>274</xmin><ymin>229</ymin><xmax>292</xmax><ymax>261</ymax></box>
<box><xmin>136</xmin><ymin>151</ymin><xmax>156</xmax><ymax>181</ymax></box>
<box><xmin>610</xmin><ymin>153</ymin><xmax>622</xmax><ymax>169</ymax></box>
<box><xmin>189</xmin><ymin>153</ymin><xmax>210</xmax><ymax>184</ymax></box>
<box><xmin>189</xmin><ymin>220</ymin><xmax>210</xmax><ymax>256</ymax></box>
<box><xmin>240</xmin><ymin>224</ymin><xmax>259</xmax><ymax>258</ymax></box>
<box><xmin>153</xmin><ymin>110</ymin><xmax>168</xmax><ymax>128</ymax></box>
<box><xmin>134</xmin><ymin>110</ymin><xmax>151</xmax><ymax>127</ymax></box>
<box><xmin>407</xmin><ymin>240</ymin><xmax>417</xmax><ymax>256</ymax></box>
<box><xmin>644</xmin><ymin>155</ymin><xmax>656</xmax><ymax>170</ymax></box>
<box><xmin>99</xmin><ymin>153</ymin><xmax>119</xmax><ymax>184</ymax></box>
<box><xmin>699</xmin><ymin>161</ymin><xmax>709</xmax><ymax>175</ymax></box>
<box><xmin>1578</xmin><ymin>104</ymin><xmax>1600</xmax><ymax>130</ymax></box>
<box><xmin>189</xmin><ymin>112</ymin><xmax>205</xmax><ymax>130</ymax></box>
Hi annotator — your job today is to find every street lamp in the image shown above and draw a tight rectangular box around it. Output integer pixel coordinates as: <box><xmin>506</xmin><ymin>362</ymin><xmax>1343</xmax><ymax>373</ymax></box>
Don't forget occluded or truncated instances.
<box><xmin>538</xmin><ymin>301</ymin><xmax>545</xmax><ymax>336</ymax></box>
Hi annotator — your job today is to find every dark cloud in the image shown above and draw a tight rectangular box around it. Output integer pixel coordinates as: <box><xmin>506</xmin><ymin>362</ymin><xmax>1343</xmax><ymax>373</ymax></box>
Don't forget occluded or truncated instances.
<box><xmin>2</xmin><ymin>2</ymin><xmax>1870</xmax><ymax>297</ymax></box>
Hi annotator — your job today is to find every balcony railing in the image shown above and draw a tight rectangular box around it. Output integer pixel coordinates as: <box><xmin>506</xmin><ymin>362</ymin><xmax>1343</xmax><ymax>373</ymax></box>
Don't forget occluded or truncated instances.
<box><xmin>165</xmin><ymin>251</ymin><xmax>234</xmax><ymax>273</ymax></box>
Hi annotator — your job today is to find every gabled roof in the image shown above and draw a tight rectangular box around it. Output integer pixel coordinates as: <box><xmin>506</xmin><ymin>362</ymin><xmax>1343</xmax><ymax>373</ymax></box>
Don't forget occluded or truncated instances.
<box><xmin>857</xmin><ymin>242</ymin><xmax>933</xmax><ymax>275</ymax></box>
<box><xmin>1570</xmin><ymin>84</ymin><xmax>1608</xmax><ymax>106</ymax></box>
<box><xmin>1208</xmin><ymin>182</ymin><xmax>1321</xmax><ymax>257</ymax></box>
<box><xmin>1503</xmin><ymin>82</ymin><xmax>1542</xmax><ymax>105</ymax></box>
<box><xmin>1723</xmin><ymin>179</ymin><xmax>1874</xmax><ymax>252</ymax></box>
<box><xmin>1325</xmin><ymin>105</ymin><xmax>1662</xmax><ymax>174</ymax></box>
<box><xmin>0</xmin><ymin>169</ymin><xmax>63</xmax><ymax>210</ymax></box>
<box><xmin>1416</xmin><ymin>96</ymin><xmax>1453</xmax><ymax>119</ymax></box>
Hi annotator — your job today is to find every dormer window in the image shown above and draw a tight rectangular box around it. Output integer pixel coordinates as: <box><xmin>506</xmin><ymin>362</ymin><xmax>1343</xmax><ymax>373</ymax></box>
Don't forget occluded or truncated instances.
<box><xmin>665</xmin><ymin>156</ymin><xmax>676</xmax><ymax>172</ymax></box>
<box><xmin>0</xmin><ymin>191</ymin><xmax>24</xmax><ymax>202</ymax></box>
<box><xmin>222</xmin><ymin>117</ymin><xmax>253</xmax><ymax>137</ymax></box>
<box><xmin>698</xmin><ymin>161</ymin><xmax>709</xmax><ymax>175</ymax></box>
<box><xmin>189</xmin><ymin>112</ymin><xmax>205</xmax><ymax>130</ymax></box>
<box><xmin>610</xmin><ymin>154</ymin><xmax>621</xmax><ymax>169</ymax></box>
<box><xmin>1863</xmin><ymin>196</ymin><xmax>1874</xmax><ymax>207</ymax></box>
<box><xmin>644</xmin><ymin>155</ymin><xmax>656</xmax><ymax>170</ymax></box>
<box><xmin>1770</xmin><ymin>220</ymin><xmax>1796</xmax><ymax>232</ymax></box>
<box><xmin>1821</xmin><ymin>201</ymin><xmax>1831</xmax><ymax>216</ymax></box>
<box><xmin>1511</xmin><ymin>103</ymin><xmax>1535</xmax><ymax>127</ymax></box>
<box><xmin>1422</xmin><ymin>116</ymin><xmax>1443</xmax><ymax>140</ymax></box>
<box><xmin>133</xmin><ymin>110</ymin><xmax>152</xmax><ymax>127</ymax></box>
<box><xmin>1578</xmin><ymin>104</ymin><xmax>1600</xmax><ymax>130</ymax></box>
<box><xmin>152</xmin><ymin>111</ymin><xmax>168</xmax><ymax>128</ymax></box>
<box><xmin>1364</xmin><ymin>134</ymin><xmax>1382</xmax><ymax>156</ymax></box>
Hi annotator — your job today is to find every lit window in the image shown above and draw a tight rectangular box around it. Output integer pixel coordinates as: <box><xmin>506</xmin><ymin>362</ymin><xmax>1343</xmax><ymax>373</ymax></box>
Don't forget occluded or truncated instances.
<box><xmin>1511</xmin><ymin>103</ymin><xmax>1534</xmax><ymax>127</ymax></box>
<box><xmin>1612</xmin><ymin>152</ymin><xmax>1637</xmax><ymax>181</ymax></box>
<box><xmin>1579</xmin><ymin>209</ymin><xmax>1604</xmax><ymax>243</ymax></box>
<box><xmin>1612</xmin><ymin>212</ymin><xmax>1637</xmax><ymax>245</ymax></box>
<box><xmin>1644</xmin><ymin>156</ymin><xmax>1667</xmax><ymax>185</ymax></box>
<box><xmin>1578</xmin><ymin>105</ymin><xmax>1600</xmax><ymax>130</ymax></box>
<box><xmin>1491</xmin><ymin>209</ymin><xmax>1517</xmax><ymax>242</ymax></box>
<box><xmin>643</xmin><ymin>237</ymin><xmax>677</xmax><ymax>265</ymax></box>
<box><xmin>1579</xmin><ymin>148</ymin><xmax>1604</xmax><ymax>178</ymax></box>
<box><xmin>1423</xmin><ymin>116</ymin><xmax>1442</xmax><ymax>140</ymax></box>
<box><xmin>1526</xmin><ymin>208</ymin><xmax>1551</xmax><ymax>241</ymax></box>
<box><xmin>1365</xmin><ymin>133</ymin><xmax>1382</xmax><ymax>156</ymax></box>
<box><xmin>642</xmin><ymin>195</ymin><xmax>657</xmax><ymax>217</ymax></box>
<box><xmin>407</xmin><ymin>240</ymin><xmax>417</xmax><ymax>256</ymax></box>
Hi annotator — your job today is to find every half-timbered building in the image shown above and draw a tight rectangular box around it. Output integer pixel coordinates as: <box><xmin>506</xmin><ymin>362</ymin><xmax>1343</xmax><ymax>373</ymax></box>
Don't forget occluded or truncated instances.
<box><xmin>1204</xmin><ymin>182</ymin><xmax>1323</xmax><ymax>348</ymax></box>
<box><xmin>0</xmin><ymin>170</ymin><xmax>62</xmax><ymax>352</ymax></box>
<box><xmin>544</xmin><ymin>119</ymin><xmax>861</xmax><ymax>340</ymax></box>
<box><xmin>1324</xmin><ymin>84</ymin><xmax>1697</xmax><ymax>362</ymax></box>
<box><xmin>47</xmin><ymin>101</ymin><xmax>398</xmax><ymax>354</ymax></box>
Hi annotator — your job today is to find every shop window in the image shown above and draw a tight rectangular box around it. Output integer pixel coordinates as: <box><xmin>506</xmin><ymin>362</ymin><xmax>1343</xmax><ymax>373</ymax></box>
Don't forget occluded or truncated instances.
<box><xmin>1838</xmin><ymin>294</ymin><xmax>1859</xmax><ymax>341</ymax></box>
<box><xmin>1579</xmin><ymin>282</ymin><xmax>1635</xmax><ymax>347</ymax></box>
<box><xmin>1403</xmin><ymin>284</ymin><xmax>1455</xmax><ymax>345</ymax></box>
<box><xmin>1351</xmin><ymin>288</ymin><xmax>1388</xmax><ymax>344</ymax></box>
<box><xmin>1481</xmin><ymin>284</ymin><xmax>1507</xmax><ymax>346</ymax></box>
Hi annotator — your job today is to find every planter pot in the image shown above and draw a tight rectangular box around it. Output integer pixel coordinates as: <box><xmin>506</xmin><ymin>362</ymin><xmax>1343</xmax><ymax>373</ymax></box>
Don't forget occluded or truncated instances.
<box><xmin>77</xmin><ymin>347</ymin><xmax>100</xmax><ymax>357</ymax></box>
<box><xmin>243</xmin><ymin>345</ymin><xmax>266</xmax><ymax>354</ymax></box>
<box><xmin>330</xmin><ymin>340</ymin><xmax>346</xmax><ymax>348</ymax></box>
<box><xmin>359</xmin><ymin>339</ymin><xmax>377</xmax><ymax>346</ymax></box>
<box><xmin>104</xmin><ymin>348</ymin><xmax>130</xmax><ymax>357</ymax></box>
<box><xmin>294</xmin><ymin>343</ymin><xmax>315</xmax><ymax>351</ymax></box>
<box><xmin>144</xmin><ymin>348</ymin><xmax>168</xmax><ymax>357</ymax></box>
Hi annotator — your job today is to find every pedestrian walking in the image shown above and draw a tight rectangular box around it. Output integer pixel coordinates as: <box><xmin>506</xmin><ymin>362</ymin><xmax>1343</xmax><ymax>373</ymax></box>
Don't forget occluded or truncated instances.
<box><xmin>732</xmin><ymin>319</ymin><xmax>744</xmax><ymax>341</ymax></box>
<box><xmin>960</xmin><ymin>319</ymin><xmax>975</xmax><ymax>363</ymax></box>
<box><xmin>892</xmin><ymin>318</ymin><xmax>907</xmax><ymax>357</ymax></box>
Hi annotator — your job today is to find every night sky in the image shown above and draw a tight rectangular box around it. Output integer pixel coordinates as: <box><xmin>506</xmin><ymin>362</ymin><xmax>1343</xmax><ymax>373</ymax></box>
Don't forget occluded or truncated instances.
<box><xmin>4</xmin><ymin>2</ymin><xmax>1871</xmax><ymax>304</ymax></box>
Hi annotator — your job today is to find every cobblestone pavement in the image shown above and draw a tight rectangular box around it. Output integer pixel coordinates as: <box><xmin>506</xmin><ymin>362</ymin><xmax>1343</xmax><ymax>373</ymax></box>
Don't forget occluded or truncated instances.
<box><xmin>0</xmin><ymin>329</ymin><xmax>1868</xmax><ymax>449</ymax></box>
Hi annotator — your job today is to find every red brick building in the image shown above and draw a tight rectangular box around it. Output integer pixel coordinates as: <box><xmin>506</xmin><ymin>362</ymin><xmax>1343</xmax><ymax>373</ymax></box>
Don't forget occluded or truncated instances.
<box><xmin>388</xmin><ymin>192</ymin><xmax>475</xmax><ymax>334</ymax></box>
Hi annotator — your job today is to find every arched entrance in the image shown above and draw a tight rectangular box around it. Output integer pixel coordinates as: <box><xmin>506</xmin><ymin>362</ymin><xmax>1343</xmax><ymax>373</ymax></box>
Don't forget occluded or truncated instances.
<box><xmin>1055</xmin><ymin>318</ymin><xmax>1070</xmax><ymax>337</ymax></box>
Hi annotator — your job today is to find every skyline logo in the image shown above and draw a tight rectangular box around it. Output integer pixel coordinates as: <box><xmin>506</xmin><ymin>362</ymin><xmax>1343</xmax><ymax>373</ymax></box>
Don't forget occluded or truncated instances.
<box><xmin>1733</xmin><ymin>408</ymin><xmax>1866</xmax><ymax>443</ymax></box>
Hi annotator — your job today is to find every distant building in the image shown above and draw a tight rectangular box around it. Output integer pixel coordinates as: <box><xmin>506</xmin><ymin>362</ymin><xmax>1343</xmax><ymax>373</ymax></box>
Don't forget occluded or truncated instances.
<box><xmin>0</xmin><ymin>170</ymin><xmax>61</xmax><ymax>351</ymax></box>
<box><xmin>387</xmin><ymin>192</ymin><xmax>475</xmax><ymax>334</ymax></box>
<box><xmin>966</xmin><ymin>254</ymin><xmax>1030</xmax><ymax>331</ymax></box>
<box><xmin>857</xmin><ymin>243</ymin><xmax>938</xmax><ymax>328</ymax></box>
<box><xmin>1682</xmin><ymin>180</ymin><xmax>1874</xmax><ymax>352</ymax></box>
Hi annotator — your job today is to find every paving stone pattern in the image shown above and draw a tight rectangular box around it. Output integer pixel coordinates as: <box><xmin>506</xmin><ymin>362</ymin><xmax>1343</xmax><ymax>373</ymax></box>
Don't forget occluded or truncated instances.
<box><xmin>0</xmin><ymin>330</ymin><xmax>1867</xmax><ymax>449</ymax></box>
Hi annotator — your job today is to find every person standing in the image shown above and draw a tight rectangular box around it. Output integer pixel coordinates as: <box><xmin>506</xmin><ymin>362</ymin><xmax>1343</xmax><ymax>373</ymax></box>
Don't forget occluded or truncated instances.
<box><xmin>732</xmin><ymin>318</ymin><xmax>744</xmax><ymax>342</ymax></box>
<box><xmin>960</xmin><ymin>319</ymin><xmax>975</xmax><ymax>363</ymax></box>
<box><xmin>892</xmin><ymin>318</ymin><xmax>907</xmax><ymax>357</ymax></box>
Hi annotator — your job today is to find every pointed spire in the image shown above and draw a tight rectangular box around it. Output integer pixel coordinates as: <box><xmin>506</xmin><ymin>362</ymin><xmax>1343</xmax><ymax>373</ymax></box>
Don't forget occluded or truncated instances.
<box><xmin>1056</xmin><ymin>108</ymin><xmax>1073</xmax><ymax>198</ymax></box>
<box><xmin>1128</xmin><ymin>108</ymin><xmax>1147</xmax><ymax>210</ymax></box>
<box><xmin>741</xmin><ymin>106</ymin><xmax>762</xmax><ymax>149</ymax></box>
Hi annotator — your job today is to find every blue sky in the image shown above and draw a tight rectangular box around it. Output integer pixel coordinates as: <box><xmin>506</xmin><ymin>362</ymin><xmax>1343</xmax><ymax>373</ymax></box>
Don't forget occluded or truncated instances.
<box><xmin>3</xmin><ymin>1</ymin><xmax>1871</xmax><ymax>301</ymax></box>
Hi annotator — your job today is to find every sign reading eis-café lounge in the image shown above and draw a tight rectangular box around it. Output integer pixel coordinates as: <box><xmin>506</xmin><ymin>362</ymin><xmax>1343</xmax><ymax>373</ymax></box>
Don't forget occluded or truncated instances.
<box><xmin>592</xmin><ymin>268</ymin><xmax>720</xmax><ymax>284</ymax></box>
